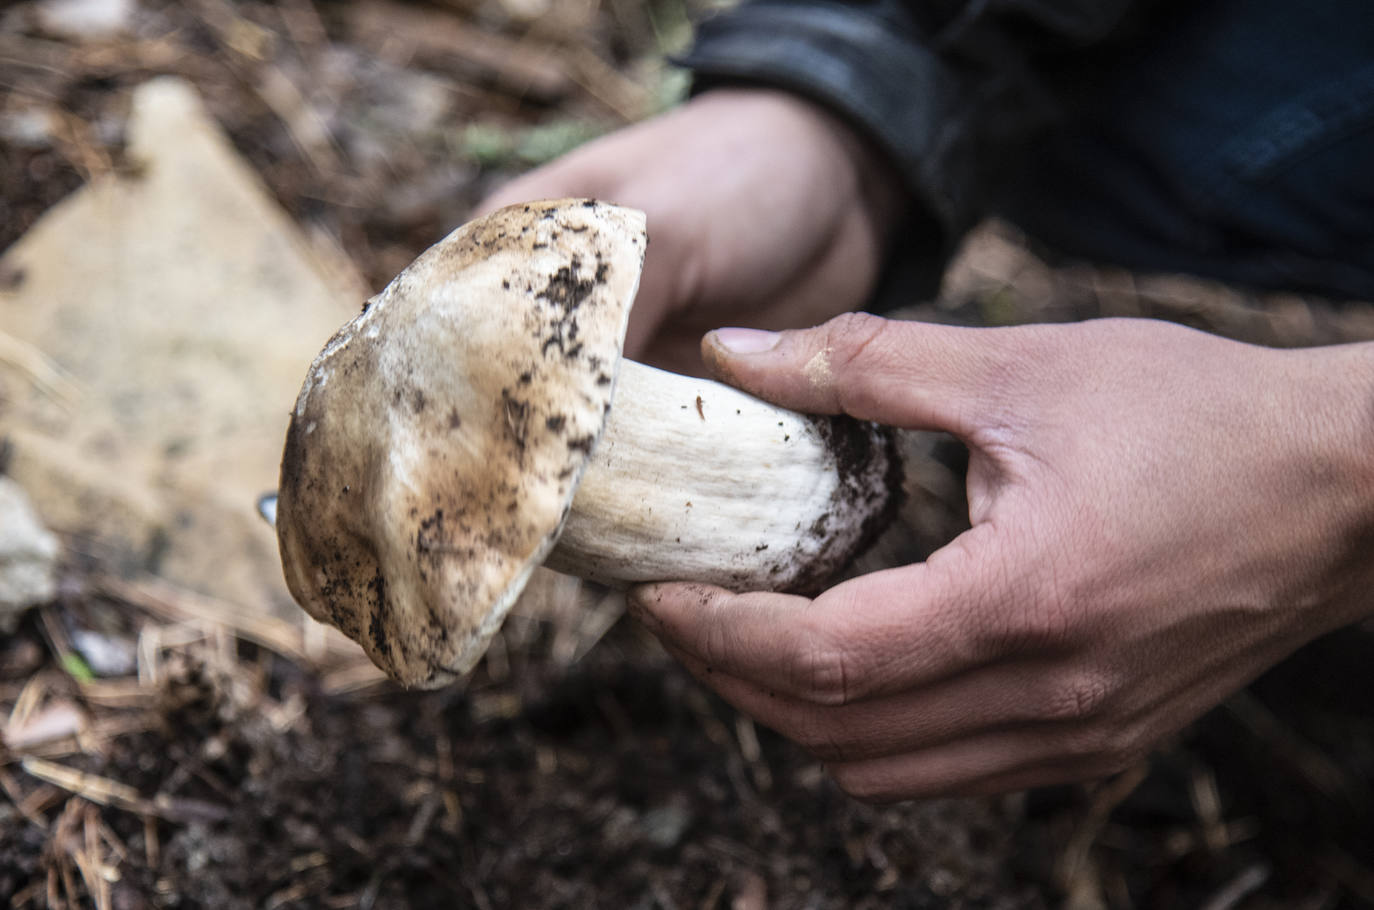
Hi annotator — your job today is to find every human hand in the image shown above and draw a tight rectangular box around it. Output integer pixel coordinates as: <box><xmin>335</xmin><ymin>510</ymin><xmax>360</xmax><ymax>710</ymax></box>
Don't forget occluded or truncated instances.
<box><xmin>630</xmin><ymin>315</ymin><xmax>1374</xmax><ymax>800</ymax></box>
<box><xmin>475</xmin><ymin>89</ymin><xmax>905</xmax><ymax>373</ymax></box>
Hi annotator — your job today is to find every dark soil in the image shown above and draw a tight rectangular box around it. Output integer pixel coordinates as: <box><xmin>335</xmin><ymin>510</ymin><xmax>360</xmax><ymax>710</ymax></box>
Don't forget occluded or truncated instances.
<box><xmin>0</xmin><ymin>601</ymin><xmax>1037</xmax><ymax>910</ymax></box>
<box><xmin>2</xmin><ymin>582</ymin><xmax>1371</xmax><ymax>909</ymax></box>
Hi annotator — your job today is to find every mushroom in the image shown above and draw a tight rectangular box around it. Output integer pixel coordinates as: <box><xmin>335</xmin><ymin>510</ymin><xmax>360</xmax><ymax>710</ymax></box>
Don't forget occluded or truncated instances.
<box><xmin>275</xmin><ymin>199</ymin><xmax>900</xmax><ymax>687</ymax></box>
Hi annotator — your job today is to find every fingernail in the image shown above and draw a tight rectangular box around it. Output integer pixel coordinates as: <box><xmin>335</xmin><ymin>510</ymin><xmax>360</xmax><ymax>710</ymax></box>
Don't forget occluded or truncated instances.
<box><xmin>710</xmin><ymin>327</ymin><xmax>780</xmax><ymax>354</ymax></box>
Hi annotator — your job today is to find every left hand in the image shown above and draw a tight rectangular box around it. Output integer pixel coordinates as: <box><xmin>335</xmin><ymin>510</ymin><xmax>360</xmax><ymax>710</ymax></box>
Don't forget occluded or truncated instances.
<box><xmin>629</xmin><ymin>314</ymin><xmax>1374</xmax><ymax>801</ymax></box>
<box><xmin>472</xmin><ymin>88</ymin><xmax>906</xmax><ymax>373</ymax></box>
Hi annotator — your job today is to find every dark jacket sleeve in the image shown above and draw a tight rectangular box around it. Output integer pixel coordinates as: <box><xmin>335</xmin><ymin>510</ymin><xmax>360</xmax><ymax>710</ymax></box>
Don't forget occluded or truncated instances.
<box><xmin>678</xmin><ymin>0</ymin><xmax>1151</xmax><ymax>257</ymax></box>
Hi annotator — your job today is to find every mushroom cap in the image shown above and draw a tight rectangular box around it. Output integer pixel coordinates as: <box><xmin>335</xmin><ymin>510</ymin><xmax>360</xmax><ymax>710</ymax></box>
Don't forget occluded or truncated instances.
<box><xmin>276</xmin><ymin>200</ymin><xmax>646</xmax><ymax>687</ymax></box>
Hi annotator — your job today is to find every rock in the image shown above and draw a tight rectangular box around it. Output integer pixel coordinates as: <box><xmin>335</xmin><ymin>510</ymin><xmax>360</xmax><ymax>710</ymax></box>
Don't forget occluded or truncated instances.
<box><xmin>0</xmin><ymin>77</ymin><xmax>365</xmax><ymax>619</ymax></box>
<box><xmin>0</xmin><ymin>477</ymin><xmax>59</xmax><ymax>632</ymax></box>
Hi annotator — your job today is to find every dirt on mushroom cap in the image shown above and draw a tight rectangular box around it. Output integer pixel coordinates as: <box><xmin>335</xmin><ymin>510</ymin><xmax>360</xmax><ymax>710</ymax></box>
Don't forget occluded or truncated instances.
<box><xmin>276</xmin><ymin>200</ymin><xmax>646</xmax><ymax>687</ymax></box>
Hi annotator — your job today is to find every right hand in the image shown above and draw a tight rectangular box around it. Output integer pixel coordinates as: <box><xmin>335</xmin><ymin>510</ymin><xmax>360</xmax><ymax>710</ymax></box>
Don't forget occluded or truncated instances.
<box><xmin>475</xmin><ymin>88</ymin><xmax>909</xmax><ymax>373</ymax></box>
<box><xmin>631</xmin><ymin>315</ymin><xmax>1374</xmax><ymax>799</ymax></box>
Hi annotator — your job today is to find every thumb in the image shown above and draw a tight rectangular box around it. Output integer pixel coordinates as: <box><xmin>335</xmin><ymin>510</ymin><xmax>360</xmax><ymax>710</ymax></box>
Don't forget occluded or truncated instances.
<box><xmin>701</xmin><ymin>313</ymin><xmax>1022</xmax><ymax>436</ymax></box>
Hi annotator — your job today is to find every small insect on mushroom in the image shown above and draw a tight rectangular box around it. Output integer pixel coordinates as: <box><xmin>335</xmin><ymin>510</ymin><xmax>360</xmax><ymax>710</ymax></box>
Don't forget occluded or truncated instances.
<box><xmin>272</xmin><ymin>199</ymin><xmax>901</xmax><ymax>688</ymax></box>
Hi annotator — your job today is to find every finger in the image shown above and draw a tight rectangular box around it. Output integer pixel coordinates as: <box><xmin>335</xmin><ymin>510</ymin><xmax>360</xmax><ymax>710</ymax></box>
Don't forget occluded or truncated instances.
<box><xmin>660</xmin><ymin>643</ymin><xmax>1113</xmax><ymax>765</ymax></box>
<box><xmin>823</xmin><ymin>727</ymin><xmax>1142</xmax><ymax>802</ymax></box>
<box><xmin>659</xmin><ymin>637</ymin><xmax>1138</xmax><ymax>800</ymax></box>
<box><xmin>628</xmin><ymin>581</ymin><xmax>816</xmax><ymax>690</ymax></box>
<box><xmin>700</xmin><ymin>313</ymin><xmax>1033</xmax><ymax>437</ymax></box>
<box><xmin>629</xmin><ymin>531</ymin><xmax>1014</xmax><ymax>705</ymax></box>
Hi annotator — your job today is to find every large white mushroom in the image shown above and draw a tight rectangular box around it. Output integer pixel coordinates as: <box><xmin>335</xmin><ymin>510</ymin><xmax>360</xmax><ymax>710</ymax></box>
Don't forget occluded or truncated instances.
<box><xmin>275</xmin><ymin>200</ymin><xmax>900</xmax><ymax>687</ymax></box>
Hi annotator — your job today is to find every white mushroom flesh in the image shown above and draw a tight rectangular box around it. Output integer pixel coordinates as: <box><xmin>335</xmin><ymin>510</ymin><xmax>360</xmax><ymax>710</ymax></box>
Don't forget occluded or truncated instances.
<box><xmin>547</xmin><ymin>359</ymin><xmax>896</xmax><ymax>594</ymax></box>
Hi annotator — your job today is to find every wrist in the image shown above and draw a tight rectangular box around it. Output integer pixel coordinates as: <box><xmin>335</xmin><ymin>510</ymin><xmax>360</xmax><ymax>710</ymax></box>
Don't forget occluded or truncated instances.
<box><xmin>1292</xmin><ymin>341</ymin><xmax>1374</xmax><ymax>626</ymax></box>
<box><xmin>691</xmin><ymin>87</ymin><xmax>909</xmax><ymax>245</ymax></box>
<box><xmin>812</xmin><ymin>100</ymin><xmax>910</xmax><ymax>246</ymax></box>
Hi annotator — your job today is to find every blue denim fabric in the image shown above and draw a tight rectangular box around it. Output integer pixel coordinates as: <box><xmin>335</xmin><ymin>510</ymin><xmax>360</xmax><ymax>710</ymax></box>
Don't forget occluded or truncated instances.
<box><xmin>994</xmin><ymin>0</ymin><xmax>1374</xmax><ymax>300</ymax></box>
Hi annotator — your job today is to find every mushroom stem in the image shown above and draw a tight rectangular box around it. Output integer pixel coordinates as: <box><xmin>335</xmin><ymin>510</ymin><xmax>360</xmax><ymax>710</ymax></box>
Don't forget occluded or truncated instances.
<box><xmin>544</xmin><ymin>359</ymin><xmax>899</xmax><ymax>595</ymax></box>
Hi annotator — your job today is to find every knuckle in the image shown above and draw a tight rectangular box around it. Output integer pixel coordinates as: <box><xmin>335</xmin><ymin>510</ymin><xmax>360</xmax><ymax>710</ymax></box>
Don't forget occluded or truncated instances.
<box><xmin>1041</xmin><ymin>671</ymin><xmax>1114</xmax><ymax>724</ymax></box>
<box><xmin>692</xmin><ymin>614</ymin><xmax>734</xmax><ymax>671</ymax></box>
<box><xmin>823</xmin><ymin>311</ymin><xmax>887</xmax><ymax>356</ymax></box>
<box><xmin>822</xmin><ymin>313</ymin><xmax>889</xmax><ymax>381</ymax></box>
<box><xmin>792</xmin><ymin>638</ymin><xmax>854</xmax><ymax>707</ymax></box>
